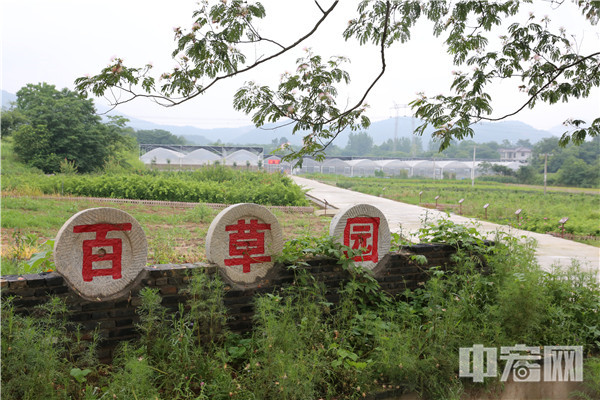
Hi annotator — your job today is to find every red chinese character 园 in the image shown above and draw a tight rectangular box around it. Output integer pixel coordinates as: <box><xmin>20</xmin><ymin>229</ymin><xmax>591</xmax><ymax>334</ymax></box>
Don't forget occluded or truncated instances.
<box><xmin>343</xmin><ymin>217</ymin><xmax>380</xmax><ymax>263</ymax></box>
<box><xmin>224</xmin><ymin>219</ymin><xmax>272</xmax><ymax>273</ymax></box>
<box><xmin>73</xmin><ymin>223</ymin><xmax>132</xmax><ymax>282</ymax></box>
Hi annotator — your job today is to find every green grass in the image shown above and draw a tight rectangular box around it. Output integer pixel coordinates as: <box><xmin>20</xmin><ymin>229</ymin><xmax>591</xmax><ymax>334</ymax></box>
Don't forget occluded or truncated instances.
<box><xmin>311</xmin><ymin>175</ymin><xmax>600</xmax><ymax>243</ymax></box>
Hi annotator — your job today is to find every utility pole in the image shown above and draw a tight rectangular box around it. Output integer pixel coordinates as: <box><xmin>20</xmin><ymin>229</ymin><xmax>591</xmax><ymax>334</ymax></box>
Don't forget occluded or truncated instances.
<box><xmin>391</xmin><ymin>102</ymin><xmax>410</xmax><ymax>154</ymax></box>
<box><xmin>471</xmin><ymin>145</ymin><xmax>477</xmax><ymax>187</ymax></box>
<box><xmin>543</xmin><ymin>153</ymin><xmax>553</xmax><ymax>195</ymax></box>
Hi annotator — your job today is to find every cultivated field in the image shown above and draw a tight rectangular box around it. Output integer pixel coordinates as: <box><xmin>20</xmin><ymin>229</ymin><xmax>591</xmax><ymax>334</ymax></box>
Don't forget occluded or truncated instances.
<box><xmin>309</xmin><ymin>175</ymin><xmax>600</xmax><ymax>246</ymax></box>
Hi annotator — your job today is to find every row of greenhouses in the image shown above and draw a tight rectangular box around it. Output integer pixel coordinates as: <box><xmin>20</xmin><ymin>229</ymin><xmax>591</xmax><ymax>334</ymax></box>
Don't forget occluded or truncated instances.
<box><xmin>282</xmin><ymin>157</ymin><xmax>521</xmax><ymax>179</ymax></box>
<box><xmin>140</xmin><ymin>147</ymin><xmax>263</xmax><ymax>168</ymax></box>
<box><xmin>140</xmin><ymin>147</ymin><xmax>523</xmax><ymax>178</ymax></box>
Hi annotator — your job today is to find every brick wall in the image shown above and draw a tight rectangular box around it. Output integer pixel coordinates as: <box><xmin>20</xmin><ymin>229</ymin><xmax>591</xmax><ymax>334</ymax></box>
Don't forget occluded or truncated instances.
<box><xmin>1</xmin><ymin>243</ymin><xmax>457</xmax><ymax>362</ymax></box>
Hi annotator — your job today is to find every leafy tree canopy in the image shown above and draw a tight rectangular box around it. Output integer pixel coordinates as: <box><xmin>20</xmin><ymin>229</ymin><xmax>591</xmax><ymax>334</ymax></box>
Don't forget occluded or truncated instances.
<box><xmin>75</xmin><ymin>0</ymin><xmax>600</xmax><ymax>163</ymax></box>
<box><xmin>131</xmin><ymin>129</ymin><xmax>188</xmax><ymax>145</ymax></box>
<box><xmin>10</xmin><ymin>83</ymin><xmax>135</xmax><ymax>174</ymax></box>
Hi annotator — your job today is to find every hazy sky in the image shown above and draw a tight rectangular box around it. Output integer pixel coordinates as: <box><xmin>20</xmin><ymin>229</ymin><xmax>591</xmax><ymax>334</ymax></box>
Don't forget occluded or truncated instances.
<box><xmin>2</xmin><ymin>0</ymin><xmax>599</xmax><ymax>131</ymax></box>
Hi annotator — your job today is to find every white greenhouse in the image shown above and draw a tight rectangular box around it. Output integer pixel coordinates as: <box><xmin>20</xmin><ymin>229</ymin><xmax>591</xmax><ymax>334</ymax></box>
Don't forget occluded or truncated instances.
<box><xmin>347</xmin><ymin>159</ymin><xmax>380</xmax><ymax>177</ymax></box>
<box><xmin>140</xmin><ymin>148</ymin><xmax>184</xmax><ymax>167</ymax></box>
<box><xmin>321</xmin><ymin>158</ymin><xmax>350</xmax><ymax>175</ymax></box>
<box><xmin>225</xmin><ymin>150</ymin><xmax>259</xmax><ymax>166</ymax></box>
<box><xmin>375</xmin><ymin>159</ymin><xmax>411</xmax><ymax>176</ymax></box>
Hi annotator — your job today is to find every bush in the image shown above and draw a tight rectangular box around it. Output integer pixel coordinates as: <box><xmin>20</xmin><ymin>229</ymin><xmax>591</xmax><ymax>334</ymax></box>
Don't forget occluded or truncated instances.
<box><xmin>1</xmin><ymin>168</ymin><xmax>309</xmax><ymax>206</ymax></box>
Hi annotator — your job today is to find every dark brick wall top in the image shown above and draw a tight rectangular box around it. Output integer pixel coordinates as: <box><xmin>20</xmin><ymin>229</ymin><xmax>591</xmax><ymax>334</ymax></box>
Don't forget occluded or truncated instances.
<box><xmin>1</xmin><ymin>243</ymin><xmax>457</xmax><ymax>362</ymax></box>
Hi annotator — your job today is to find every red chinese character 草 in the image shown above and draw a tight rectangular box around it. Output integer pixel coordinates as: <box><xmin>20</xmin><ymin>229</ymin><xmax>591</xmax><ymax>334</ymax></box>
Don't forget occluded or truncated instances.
<box><xmin>73</xmin><ymin>223</ymin><xmax>132</xmax><ymax>282</ymax></box>
<box><xmin>224</xmin><ymin>219</ymin><xmax>272</xmax><ymax>273</ymax></box>
<box><xmin>343</xmin><ymin>217</ymin><xmax>380</xmax><ymax>263</ymax></box>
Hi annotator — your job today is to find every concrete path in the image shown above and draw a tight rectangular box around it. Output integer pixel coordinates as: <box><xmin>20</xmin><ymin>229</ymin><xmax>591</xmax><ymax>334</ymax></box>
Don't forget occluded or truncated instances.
<box><xmin>291</xmin><ymin>176</ymin><xmax>600</xmax><ymax>278</ymax></box>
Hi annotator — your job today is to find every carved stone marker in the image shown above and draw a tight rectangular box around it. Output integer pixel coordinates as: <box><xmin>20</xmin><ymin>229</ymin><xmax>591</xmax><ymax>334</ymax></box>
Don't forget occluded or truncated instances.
<box><xmin>206</xmin><ymin>203</ymin><xmax>283</xmax><ymax>286</ymax></box>
<box><xmin>329</xmin><ymin>204</ymin><xmax>390</xmax><ymax>270</ymax></box>
<box><xmin>54</xmin><ymin>208</ymin><xmax>147</xmax><ymax>301</ymax></box>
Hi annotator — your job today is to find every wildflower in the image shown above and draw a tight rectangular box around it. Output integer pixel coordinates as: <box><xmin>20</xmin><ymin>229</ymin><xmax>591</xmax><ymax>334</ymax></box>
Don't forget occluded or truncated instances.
<box><xmin>192</xmin><ymin>22</ymin><xmax>201</xmax><ymax>31</ymax></box>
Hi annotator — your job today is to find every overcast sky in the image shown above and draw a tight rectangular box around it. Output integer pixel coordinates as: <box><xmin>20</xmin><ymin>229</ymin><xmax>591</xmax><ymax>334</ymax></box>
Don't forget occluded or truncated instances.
<box><xmin>2</xmin><ymin>0</ymin><xmax>599</xmax><ymax>131</ymax></box>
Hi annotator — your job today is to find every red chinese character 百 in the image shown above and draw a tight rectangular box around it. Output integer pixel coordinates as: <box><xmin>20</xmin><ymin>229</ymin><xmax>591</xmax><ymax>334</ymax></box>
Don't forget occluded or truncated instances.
<box><xmin>224</xmin><ymin>219</ymin><xmax>272</xmax><ymax>273</ymax></box>
<box><xmin>343</xmin><ymin>217</ymin><xmax>380</xmax><ymax>263</ymax></box>
<box><xmin>73</xmin><ymin>223</ymin><xmax>132</xmax><ymax>282</ymax></box>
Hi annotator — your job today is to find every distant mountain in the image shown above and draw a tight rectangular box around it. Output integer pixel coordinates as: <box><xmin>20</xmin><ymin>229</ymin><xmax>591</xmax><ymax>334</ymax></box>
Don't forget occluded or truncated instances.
<box><xmin>2</xmin><ymin>90</ymin><xmax>557</xmax><ymax>145</ymax></box>
<box><xmin>211</xmin><ymin>117</ymin><xmax>556</xmax><ymax>146</ymax></box>
<box><xmin>94</xmin><ymin>103</ymin><xmax>215</xmax><ymax>145</ymax></box>
<box><xmin>2</xmin><ymin>90</ymin><xmax>17</xmax><ymax>109</ymax></box>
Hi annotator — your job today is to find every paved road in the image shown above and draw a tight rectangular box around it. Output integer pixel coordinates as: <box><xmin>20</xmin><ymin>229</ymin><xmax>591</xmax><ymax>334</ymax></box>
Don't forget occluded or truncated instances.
<box><xmin>291</xmin><ymin>176</ymin><xmax>600</xmax><ymax>278</ymax></box>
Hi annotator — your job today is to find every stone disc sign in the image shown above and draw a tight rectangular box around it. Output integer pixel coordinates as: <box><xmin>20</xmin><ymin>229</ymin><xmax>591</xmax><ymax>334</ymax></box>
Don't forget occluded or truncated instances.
<box><xmin>329</xmin><ymin>204</ymin><xmax>390</xmax><ymax>270</ymax></box>
<box><xmin>206</xmin><ymin>203</ymin><xmax>283</xmax><ymax>286</ymax></box>
<box><xmin>54</xmin><ymin>208</ymin><xmax>148</xmax><ymax>301</ymax></box>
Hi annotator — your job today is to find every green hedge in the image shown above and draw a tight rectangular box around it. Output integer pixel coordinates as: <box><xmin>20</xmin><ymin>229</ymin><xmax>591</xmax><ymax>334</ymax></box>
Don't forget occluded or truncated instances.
<box><xmin>2</xmin><ymin>167</ymin><xmax>309</xmax><ymax>207</ymax></box>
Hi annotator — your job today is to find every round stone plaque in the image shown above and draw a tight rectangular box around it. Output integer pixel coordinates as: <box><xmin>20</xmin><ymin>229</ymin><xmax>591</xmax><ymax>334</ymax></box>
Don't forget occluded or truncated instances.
<box><xmin>54</xmin><ymin>207</ymin><xmax>147</xmax><ymax>301</ymax></box>
<box><xmin>329</xmin><ymin>203</ymin><xmax>390</xmax><ymax>270</ymax></box>
<box><xmin>206</xmin><ymin>203</ymin><xmax>283</xmax><ymax>286</ymax></box>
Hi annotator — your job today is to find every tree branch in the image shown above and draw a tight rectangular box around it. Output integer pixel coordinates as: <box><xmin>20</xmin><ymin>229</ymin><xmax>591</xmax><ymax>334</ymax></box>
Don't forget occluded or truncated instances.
<box><xmin>323</xmin><ymin>0</ymin><xmax>391</xmax><ymax>125</ymax></box>
<box><xmin>473</xmin><ymin>51</ymin><xmax>600</xmax><ymax>122</ymax></box>
<box><xmin>104</xmin><ymin>1</ymin><xmax>340</xmax><ymax>108</ymax></box>
<box><xmin>314</xmin><ymin>0</ymin><xmax>325</xmax><ymax>14</ymax></box>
